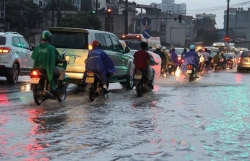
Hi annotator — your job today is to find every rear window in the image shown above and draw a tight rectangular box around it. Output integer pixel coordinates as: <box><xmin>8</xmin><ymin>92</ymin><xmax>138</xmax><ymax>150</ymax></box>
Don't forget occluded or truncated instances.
<box><xmin>50</xmin><ymin>31</ymin><xmax>88</xmax><ymax>49</ymax></box>
<box><xmin>242</xmin><ymin>52</ymin><xmax>250</xmax><ymax>57</ymax></box>
<box><xmin>0</xmin><ymin>37</ymin><xmax>6</xmax><ymax>45</ymax></box>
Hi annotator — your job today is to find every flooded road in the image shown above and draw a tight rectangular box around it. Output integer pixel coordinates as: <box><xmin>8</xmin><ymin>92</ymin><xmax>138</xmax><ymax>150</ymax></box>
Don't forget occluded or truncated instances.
<box><xmin>1</xmin><ymin>69</ymin><xmax>250</xmax><ymax>161</ymax></box>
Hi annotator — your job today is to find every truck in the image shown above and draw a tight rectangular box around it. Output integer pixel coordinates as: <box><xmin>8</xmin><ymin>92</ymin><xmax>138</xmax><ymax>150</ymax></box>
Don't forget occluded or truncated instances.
<box><xmin>121</xmin><ymin>34</ymin><xmax>161</xmax><ymax>50</ymax></box>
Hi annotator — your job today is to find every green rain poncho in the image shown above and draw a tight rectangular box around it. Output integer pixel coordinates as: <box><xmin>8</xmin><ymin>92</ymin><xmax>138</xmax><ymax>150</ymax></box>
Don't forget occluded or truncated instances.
<box><xmin>31</xmin><ymin>42</ymin><xmax>59</xmax><ymax>90</ymax></box>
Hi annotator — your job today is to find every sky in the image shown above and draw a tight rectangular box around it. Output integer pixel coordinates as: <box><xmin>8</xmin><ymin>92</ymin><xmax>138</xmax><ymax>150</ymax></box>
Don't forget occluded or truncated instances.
<box><xmin>132</xmin><ymin>0</ymin><xmax>250</xmax><ymax>29</ymax></box>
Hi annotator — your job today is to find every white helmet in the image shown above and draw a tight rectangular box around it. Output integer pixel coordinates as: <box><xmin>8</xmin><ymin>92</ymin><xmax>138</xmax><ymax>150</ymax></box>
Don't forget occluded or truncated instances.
<box><xmin>156</xmin><ymin>44</ymin><xmax>161</xmax><ymax>49</ymax></box>
<box><xmin>162</xmin><ymin>46</ymin><xmax>166</xmax><ymax>51</ymax></box>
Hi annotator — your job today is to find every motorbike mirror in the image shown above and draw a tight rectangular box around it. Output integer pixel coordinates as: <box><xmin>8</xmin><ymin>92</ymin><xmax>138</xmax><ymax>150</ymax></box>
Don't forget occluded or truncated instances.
<box><xmin>62</xmin><ymin>49</ymin><xmax>67</xmax><ymax>55</ymax></box>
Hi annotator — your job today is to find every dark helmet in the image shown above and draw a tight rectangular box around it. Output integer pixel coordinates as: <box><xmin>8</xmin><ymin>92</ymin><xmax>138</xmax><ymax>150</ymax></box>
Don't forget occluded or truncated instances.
<box><xmin>41</xmin><ymin>30</ymin><xmax>52</xmax><ymax>41</ymax></box>
<box><xmin>92</xmin><ymin>40</ymin><xmax>101</xmax><ymax>48</ymax></box>
<box><xmin>140</xmin><ymin>41</ymin><xmax>148</xmax><ymax>50</ymax></box>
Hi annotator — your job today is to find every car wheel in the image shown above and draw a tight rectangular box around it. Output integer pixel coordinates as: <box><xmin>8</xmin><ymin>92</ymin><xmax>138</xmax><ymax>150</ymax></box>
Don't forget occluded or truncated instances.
<box><xmin>7</xmin><ymin>63</ymin><xmax>19</xmax><ymax>84</ymax></box>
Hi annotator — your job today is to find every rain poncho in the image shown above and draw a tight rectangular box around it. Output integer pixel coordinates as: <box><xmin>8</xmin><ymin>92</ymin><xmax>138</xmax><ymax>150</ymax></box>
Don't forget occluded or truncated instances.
<box><xmin>181</xmin><ymin>49</ymin><xmax>199</xmax><ymax>72</ymax></box>
<box><xmin>31</xmin><ymin>42</ymin><xmax>59</xmax><ymax>90</ymax></box>
<box><xmin>84</xmin><ymin>48</ymin><xmax>116</xmax><ymax>84</ymax></box>
<box><xmin>170</xmin><ymin>51</ymin><xmax>178</xmax><ymax>66</ymax></box>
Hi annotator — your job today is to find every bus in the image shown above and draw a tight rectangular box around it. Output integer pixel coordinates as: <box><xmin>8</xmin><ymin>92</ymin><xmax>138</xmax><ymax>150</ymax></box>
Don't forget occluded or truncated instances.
<box><xmin>121</xmin><ymin>34</ymin><xmax>161</xmax><ymax>50</ymax></box>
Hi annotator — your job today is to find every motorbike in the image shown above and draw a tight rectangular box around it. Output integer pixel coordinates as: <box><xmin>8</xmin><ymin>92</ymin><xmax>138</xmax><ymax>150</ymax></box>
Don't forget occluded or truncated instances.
<box><xmin>84</xmin><ymin>70</ymin><xmax>107</xmax><ymax>102</ymax></box>
<box><xmin>226</xmin><ymin>58</ymin><xmax>233</xmax><ymax>69</ymax></box>
<box><xmin>134</xmin><ymin>69</ymin><xmax>152</xmax><ymax>97</ymax></box>
<box><xmin>30</xmin><ymin>50</ymin><xmax>69</xmax><ymax>106</ymax></box>
<box><xmin>214</xmin><ymin>62</ymin><xmax>224</xmax><ymax>72</ymax></box>
<box><xmin>167</xmin><ymin>60</ymin><xmax>176</xmax><ymax>75</ymax></box>
<box><xmin>186</xmin><ymin>64</ymin><xmax>196</xmax><ymax>83</ymax></box>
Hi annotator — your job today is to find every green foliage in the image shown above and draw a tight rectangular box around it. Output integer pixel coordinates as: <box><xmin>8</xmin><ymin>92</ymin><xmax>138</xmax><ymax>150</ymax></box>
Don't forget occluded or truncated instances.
<box><xmin>5</xmin><ymin>0</ymin><xmax>40</xmax><ymax>31</ymax></box>
<box><xmin>45</xmin><ymin>0</ymin><xmax>78</xmax><ymax>11</ymax></box>
<box><xmin>59</xmin><ymin>12</ymin><xmax>102</xmax><ymax>30</ymax></box>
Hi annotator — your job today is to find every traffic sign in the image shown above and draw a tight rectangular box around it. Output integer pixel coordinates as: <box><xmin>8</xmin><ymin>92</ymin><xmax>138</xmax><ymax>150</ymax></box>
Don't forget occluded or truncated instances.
<box><xmin>224</xmin><ymin>35</ymin><xmax>230</xmax><ymax>42</ymax></box>
<box><xmin>142</xmin><ymin>17</ymin><xmax>151</xmax><ymax>26</ymax></box>
<box><xmin>142</xmin><ymin>29</ymin><xmax>151</xmax><ymax>39</ymax></box>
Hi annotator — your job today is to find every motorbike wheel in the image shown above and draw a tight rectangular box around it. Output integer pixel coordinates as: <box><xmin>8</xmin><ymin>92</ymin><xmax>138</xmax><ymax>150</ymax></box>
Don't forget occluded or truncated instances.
<box><xmin>89</xmin><ymin>87</ymin><xmax>96</xmax><ymax>102</ymax></box>
<box><xmin>33</xmin><ymin>82</ymin><xmax>46</xmax><ymax>106</ymax></box>
<box><xmin>188</xmin><ymin>74</ymin><xmax>193</xmax><ymax>83</ymax></box>
<box><xmin>136</xmin><ymin>81</ymin><xmax>143</xmax><ymax>97</ymax></box>
<box><xmin>57</xmin><ymin>89</ymin><xmax>66</xmax><ymax>102</ymax></box>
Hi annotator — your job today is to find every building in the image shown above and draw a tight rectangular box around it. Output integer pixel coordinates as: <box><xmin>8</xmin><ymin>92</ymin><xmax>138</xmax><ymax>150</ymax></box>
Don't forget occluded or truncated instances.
<box><xmin>224</xmin><ymin>7</ymin><xmax>250</xmax><ymax>42</ymax></box>
<box><xmin>196</xmin><ymin>13</ymin><xmax>216</xmax><ymax>22</ymax></box>
<box><xmin>150</xmin><ymin>0</ymin><xmax>186</xmax><ymax>15</ymax></box>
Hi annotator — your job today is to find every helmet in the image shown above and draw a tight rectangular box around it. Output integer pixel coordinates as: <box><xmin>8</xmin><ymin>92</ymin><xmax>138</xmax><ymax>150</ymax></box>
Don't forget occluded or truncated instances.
<box><xmin>156</xmin><ymin>44</ymin><xmax>161</xmax><ymax>49</ymax></box>
<box><xmin>190</xmin><ymin>45</ymin><xmax>195</xmax><ymax>50</ymax></box>
<box><xmin>162</xmin><ymin>46</ymin><xmax>166</xmax><ymax>51</ymax></box>
<box><xmin>92</xmin><ymin>40</ymin><xmax>101</xmax><ymax>48</ymax></box>
<box><xmin>41</xmin><ymin>30</ymin><xmax>52</xmax><ymax>41</ymax></box>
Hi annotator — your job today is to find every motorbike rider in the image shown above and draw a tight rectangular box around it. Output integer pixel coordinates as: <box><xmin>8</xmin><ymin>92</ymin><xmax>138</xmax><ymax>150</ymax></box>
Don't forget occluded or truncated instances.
<box><xmin>31</xmin><ymin>30</ymin><xmax>66</xmax><ymax>92</ymax></box>
<box><xmin>181</xmin><ymin>45</ymin><xmax>199</xmax><ymax>78</ymax></box>
<box><xmin>133</xmin><ymin>42</ymin><xmax>153</xmax><ymax>88</ymax></box>
<box><xmin>84</xmin><ymin>40</ymin><xmax>116</xmax><ymax>93</ymax></box>
<box><xmin>180</xmin><ymin>48</ymin><xmax>187</xmax><ymax>66</ymax></box>
<box><xmin>213</xmin><ymin>51</ymin><xmax>221</xmax><ymax>68</ymax></box>
<box><xmin>154</xmin><ymin>44</ymin><xmax>167</xmax><ymax>75</ymax></box>
<box><xmin>162</xmin><ymin>46</ymin><xmax>170</xmax><ymax>65</ymax></box>
<box><xmin>197</xmin><ymin>49</ymin><xmax>204</xmax><ymax>72</ymax></box>
<box><xmin>202</xmin><ymin>48</ymin><xmax>210</xmax><ymax>73</ymax></box>
<box><xmin>220</xmin><ymin>51</ymin><xmax>227</xmax><ymax>69</ymax></box>
<box><xmin>169</xmin><ymin>48</ymin><xmax>178</xmax><ymax>72</ymax></box>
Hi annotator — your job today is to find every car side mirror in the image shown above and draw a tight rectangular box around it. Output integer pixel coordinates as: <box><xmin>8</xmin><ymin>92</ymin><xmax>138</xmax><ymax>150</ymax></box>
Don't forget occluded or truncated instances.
<box><xmin>124</xmin><ymin>46</ymin><xmax>130</xmax><ymax>53</ymax></box>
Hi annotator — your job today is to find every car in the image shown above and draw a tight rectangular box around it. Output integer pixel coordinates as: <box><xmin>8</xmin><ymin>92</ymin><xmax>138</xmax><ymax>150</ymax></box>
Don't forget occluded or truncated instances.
<box><xmin>0</xmin><ymin>32</ymin><xmax>33</xmax><ymax>84</ymax></box>
<box><xmin>237</xmin><ymin>50</ymin><xmax>250</xmax><ymax>72</ymax></box>
<box><xmin>129</xmin><ymin>49</ymin><xmax>162</xmax><ymax>78</ymax></box>
<box><xmin>49</xmin><ymin>27</ymin><xmax>134</xmax><ymax>89</ymax></box>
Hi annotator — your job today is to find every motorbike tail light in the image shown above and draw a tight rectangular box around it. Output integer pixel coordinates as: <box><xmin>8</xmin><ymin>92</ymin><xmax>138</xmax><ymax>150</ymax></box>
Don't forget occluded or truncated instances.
<box><xmin>86</xmin><ymin>70</ymin><xmax>95</xmax><ymax>76</ymax></box>
<box><xmin>0</xmin><ymin>47</ymin><xmax>11</xmax><ymax>54</ymax></box>
<box><xmin>187</xmin><ymin>65</ymin><xmax>193</xmax><ymax>70</ymax></box>
<box><xmin>30</xmin><ymin>70</ymin><xmax>40</xmax><ymax>78</ymax></box>
<box><xmin>181</xmin><ymin>59</ymin><xmax>184</xmax><ymax>63</ymax></box>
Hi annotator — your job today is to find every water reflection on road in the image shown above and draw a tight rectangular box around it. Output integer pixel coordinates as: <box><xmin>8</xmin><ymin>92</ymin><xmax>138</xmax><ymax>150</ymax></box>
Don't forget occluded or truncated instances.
<box><xmin>1</xmin><ymin>70</ymin><xmax>250</xmax><ymax>160</ymax></box>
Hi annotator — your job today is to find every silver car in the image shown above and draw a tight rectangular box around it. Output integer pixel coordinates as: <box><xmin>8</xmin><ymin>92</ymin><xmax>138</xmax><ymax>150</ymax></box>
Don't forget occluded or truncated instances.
<box><xmin>0</xmin><ymin>32</ymin><xmax>33</xmax><ymax>84</ymax></box>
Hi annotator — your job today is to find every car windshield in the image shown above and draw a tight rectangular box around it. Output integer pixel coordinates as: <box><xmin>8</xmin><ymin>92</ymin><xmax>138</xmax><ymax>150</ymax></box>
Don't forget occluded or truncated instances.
<box><xmin>224</xmin><ymin>53</ymin><xmax>234</xmax><ymax>59</ymax></box>
<box><xmin>175</xmin><ymin>48</ymin><xmax>184</xmax><ymax>55</ymax></box>
<box><xmin>125</xmin><ymin>41</ymin><xmax>141</xmax><ymax>50</ymax></box>
<box><xmin>50</xmin><ymin>31</ymin><xmax>88</xmax><ymax>49</ymax></box>
<box><xmin>242</xmin><ymin>52</ymin><xmax>250</xmax><ymax>57</ymax></box>
<box><xmin>0</xmin><ymin>37</ymin><xmax>6</xmax><ymax>45</ymax></box>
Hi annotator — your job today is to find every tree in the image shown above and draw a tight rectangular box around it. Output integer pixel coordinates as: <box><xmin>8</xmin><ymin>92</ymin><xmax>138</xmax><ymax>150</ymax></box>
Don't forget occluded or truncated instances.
<box><xmin>45</xmin><ymin>0</ymin><xmax>78</xmax><ymax>11</ymax></box>
<box><xmin>4</xmin><ymin>0</ymin><xmax>40</xmax><ymax>32</ymax></box>
<box><xmin>59</xmin><ymin>12</ymin><xmax>101</xmax><ymax>30</ymax></box>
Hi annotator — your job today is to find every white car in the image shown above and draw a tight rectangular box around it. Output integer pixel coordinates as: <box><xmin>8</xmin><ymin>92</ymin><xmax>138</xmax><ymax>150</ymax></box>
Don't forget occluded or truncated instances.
<box><xmin>129</xmin><ymin>50</ymin><xmax>162</xmax><ymax>78</ymax></box>
<box><xmin>0</xmin><ymin>32</ymin><xmax>33</xmax><ymax>84</ymax></box>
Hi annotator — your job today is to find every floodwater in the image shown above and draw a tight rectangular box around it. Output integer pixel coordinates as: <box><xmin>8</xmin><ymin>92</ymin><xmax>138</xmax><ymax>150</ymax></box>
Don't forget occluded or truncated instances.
<box><xmin>1</xmin><ymin>69</ymin><xmax>250</xmax><ymax>161</ymax></box>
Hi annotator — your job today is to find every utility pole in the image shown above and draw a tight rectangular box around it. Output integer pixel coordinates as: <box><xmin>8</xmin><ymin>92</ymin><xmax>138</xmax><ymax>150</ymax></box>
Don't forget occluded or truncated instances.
<box><xmin>52</xmin><ymin>0</ymin><xmax>54</xmax><ymax>27</ymax></box>
<box><xmin>95</xmin><ymin>0</ymin><xmax>98</xmax><ymax>15</ymax></box>
<box><xmin>125</xmin><ymin>0</ymin><xmax>128</xmax><ymax>34</ymax></box>
<box><xmin>226</xmin><ymin>0</ymin><xmax>229</xmax><ymax>36</ymax></box>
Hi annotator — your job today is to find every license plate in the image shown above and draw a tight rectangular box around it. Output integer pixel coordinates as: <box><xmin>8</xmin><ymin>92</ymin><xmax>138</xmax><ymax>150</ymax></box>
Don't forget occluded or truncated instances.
<box><xmin>169</xmin><ymin>66</ymin><xmax>172</xmax><ymax>68</ymax></box>
<box><xmin>30</xmin><ymin>78</ymin><xmax>40</xmax><ymax>84</ymax></box>
<box><xmin>134</xmin><ymin>74</ymin><xmax>142</xmax><ymax>79</ymax></box>
<box><xmin>86</xmin><ymin>76</ymin><xmax>94</xmax><ymax>83</ymax></box>
<box><xmin>187</xmin><ymin>70</ymin><xmax>192</xmax><ymax>74</ymax></box>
